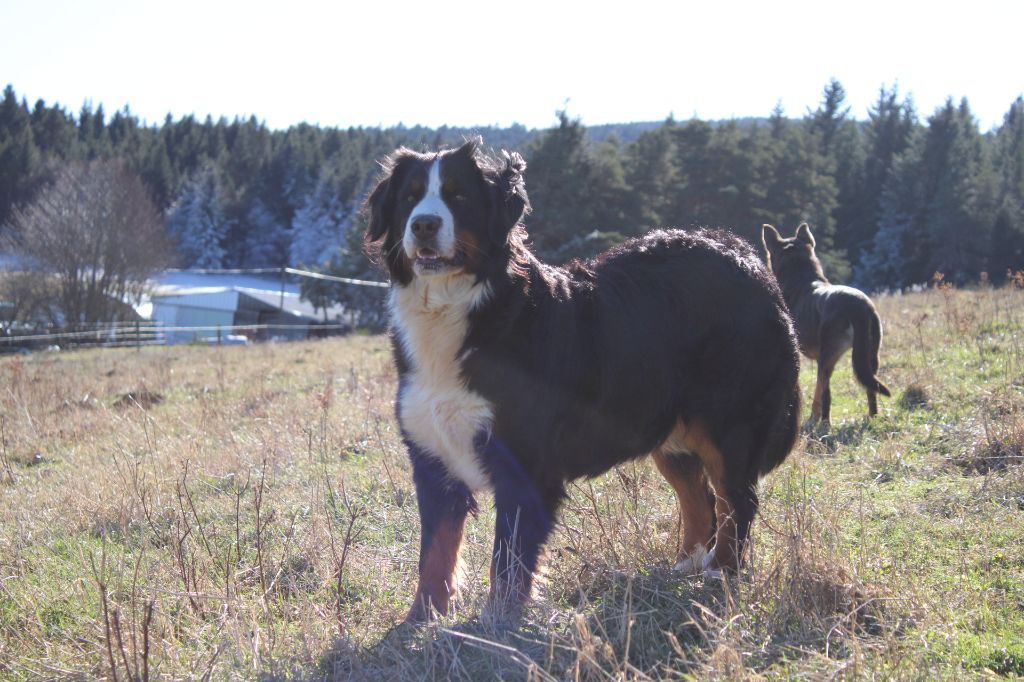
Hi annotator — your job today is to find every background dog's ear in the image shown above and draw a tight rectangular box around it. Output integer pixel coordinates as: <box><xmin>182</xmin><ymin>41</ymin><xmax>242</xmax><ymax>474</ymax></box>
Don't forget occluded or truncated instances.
<box><xmin>490</xmin><ymin>150</ymin><xmax>530</xmax><ymax>243</ymax></box>
<box><xmin>795</xmin><ymin>223</ymin><xmax>816</xmax><ymax>247</ymax></box>
<box><xmin>762</xmin><ymin>224</ymin><xmax>783</xmax><ymax>252</ymax></box>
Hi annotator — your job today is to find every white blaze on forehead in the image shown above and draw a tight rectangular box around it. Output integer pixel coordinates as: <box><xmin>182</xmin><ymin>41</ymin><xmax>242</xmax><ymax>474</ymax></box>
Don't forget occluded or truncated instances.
<box><xmin>403</xmin><ymin>159</ymin><xmax>456</xmax><ymax>258</ymax></box>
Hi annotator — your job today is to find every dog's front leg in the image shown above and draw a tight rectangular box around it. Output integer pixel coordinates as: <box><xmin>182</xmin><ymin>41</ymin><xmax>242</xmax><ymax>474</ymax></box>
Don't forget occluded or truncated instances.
<box><xmin>477</xmin><ymin>434</ymin><xmax>561</xmax><ymax>616</ymax></box>
<box><xmin>405</xmin><ymin>443</ymin><xmax>477</xmax><ymax>623</ymax></box>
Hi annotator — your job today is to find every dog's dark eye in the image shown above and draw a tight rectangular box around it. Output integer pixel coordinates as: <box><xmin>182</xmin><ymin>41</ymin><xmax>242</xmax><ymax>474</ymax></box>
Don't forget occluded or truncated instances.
<box><xmin>442</xmin><ymin>180</ymin><xmax>466</xmax><ymax>202</ymax></box>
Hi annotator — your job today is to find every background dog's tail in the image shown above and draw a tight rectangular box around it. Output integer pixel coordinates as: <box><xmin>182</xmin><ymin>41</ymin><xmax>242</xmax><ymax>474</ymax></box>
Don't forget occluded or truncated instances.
<box><xmin>851</xmin><ymin>304</ymin><xmax>892</xmax><ymax>397</ymax></box>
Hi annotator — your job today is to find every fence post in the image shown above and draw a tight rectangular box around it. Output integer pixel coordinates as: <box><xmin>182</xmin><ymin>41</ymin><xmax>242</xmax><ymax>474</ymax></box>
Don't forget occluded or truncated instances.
<box><xmin>217</xmin><ymin>325</ymin><xmax>222</xmax><ymax>346</ymax></box>
<box><xmin>135</xmin><ymin>320</ymin><xmax>141</xmax><ymax>352</ymax></box>
<box><xmin>279</xmin><ymin>267</ymin><xmax>286</xmax><ymax>311</ymax></box>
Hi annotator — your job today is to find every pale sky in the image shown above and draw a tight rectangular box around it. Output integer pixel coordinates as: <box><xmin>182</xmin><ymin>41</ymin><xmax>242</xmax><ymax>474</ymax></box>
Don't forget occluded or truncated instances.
<box><xmin>1</xmin><ymin>0</ymin><xmax>1021</xmax><ymax>132</ymax></box>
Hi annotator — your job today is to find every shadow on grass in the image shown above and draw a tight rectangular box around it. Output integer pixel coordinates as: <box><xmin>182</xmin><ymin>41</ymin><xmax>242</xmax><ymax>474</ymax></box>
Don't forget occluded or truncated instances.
<box><xmin>802</xmin><ymin>418</ymin><xmax>873</xmax><ymax>455</ymax></box>
<box><xmin>314</xmin><ymin>566</ymin><xmax>729</xmax><ymax>681</ymax></box>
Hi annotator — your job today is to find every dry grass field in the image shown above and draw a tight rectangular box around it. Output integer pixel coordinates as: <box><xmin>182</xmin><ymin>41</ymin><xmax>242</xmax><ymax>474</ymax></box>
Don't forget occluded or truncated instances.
<box><xmin>1</xmin><ymin>285</ymin><xmax>1023</xmax><ymax>680</ymax></box>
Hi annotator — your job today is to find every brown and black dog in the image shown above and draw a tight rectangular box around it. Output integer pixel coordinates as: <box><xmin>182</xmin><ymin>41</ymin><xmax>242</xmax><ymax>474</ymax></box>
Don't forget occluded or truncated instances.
<box><xmin>762</xmin><ymin>223</ymin><xmax>891</xmax><ymax>424</ymax></box>
<box><xmin>365</xmin><ymin>141</ymin><xmax>802</xmax><ymax>622</ymax></box>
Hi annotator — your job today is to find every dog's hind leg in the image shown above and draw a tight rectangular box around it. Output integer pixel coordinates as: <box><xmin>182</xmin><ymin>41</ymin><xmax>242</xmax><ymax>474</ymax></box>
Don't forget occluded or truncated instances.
<box><xmin>671</xmin><ymin>419</ymin><xmax>747</xmax><ymax>575</ymax></box>
<box><xmin>812</xmin><ymin>361</ymin><xmax>837</xmax><ymax>424</ymax></box>
<box><xmin>814</xmin><ymin>324</ymin><xmax>851</xmax><ymax>424</ymax></box>
<box><xmin>851</xmin><ymin>304</ymin><xmax>891</xmax><ymax>417</ymax></box>
<box><xmin>651</xmin><ymin>448</ymin><xmax>716</xmax><ymax>573</ymax></box>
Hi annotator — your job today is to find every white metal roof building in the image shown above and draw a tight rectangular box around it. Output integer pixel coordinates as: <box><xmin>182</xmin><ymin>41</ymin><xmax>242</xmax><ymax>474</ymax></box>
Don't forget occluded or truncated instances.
<box><xmin>147</xmin><ymin>273</ymin><xmax>346</xmax><ymax>344</ymax></box>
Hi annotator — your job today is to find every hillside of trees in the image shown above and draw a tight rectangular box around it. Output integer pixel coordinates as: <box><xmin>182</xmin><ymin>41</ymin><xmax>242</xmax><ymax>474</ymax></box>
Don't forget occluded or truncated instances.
<box><xmin>1</xmin><ymin>80</ymin><xmax>1022</xmax><ymax>297</ymax></box>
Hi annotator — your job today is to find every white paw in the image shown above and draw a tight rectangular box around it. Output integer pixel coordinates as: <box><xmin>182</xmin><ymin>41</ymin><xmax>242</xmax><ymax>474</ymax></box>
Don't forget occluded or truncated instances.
<box><xmin>703</xmin><ymin>566</ymin><xmax>724</xmax><ymax>580</ymax></box>
<box><xmin>700</xmin><ymin>548</ymin><xmax>724</xmax><ymax>577</ymax></box>
<box><xmin>701</xmin><ymin>548</ymin><xmax>724</xmax><ymax>579</ymax></box>
<box><xmin>673</xmin><ymin>545</ymin><xmax>708</xmax><ymax>574</ymax></box>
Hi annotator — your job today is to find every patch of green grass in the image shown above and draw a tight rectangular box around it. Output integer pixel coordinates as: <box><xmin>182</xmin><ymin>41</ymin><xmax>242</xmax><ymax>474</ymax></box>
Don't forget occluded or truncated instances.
<box><xmin>948</xmin><ymin>630</ymin><xmax>1024</xmax><ymax>677</ymax></box>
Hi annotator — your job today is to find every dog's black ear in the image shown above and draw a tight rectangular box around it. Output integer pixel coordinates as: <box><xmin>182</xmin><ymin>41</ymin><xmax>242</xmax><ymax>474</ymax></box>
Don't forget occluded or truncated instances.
<box><xmin>762</xmin><ymin>224</ymin><xmax>783</xmax><ymax>252</ymax></box>
<box><xmin>363</xmin><ymin>149</ymin><xmax>414</xmax><ymax>243</ymax></box>
<box><xmin>364</xmin><ymin>172</ymin><xmax>393</xmax><ymax>244</ymax></box>
<box><xmin>490</xmin><ymin>150</ymin><xmax>530</xmax><ymax>243</ymax></box>
<box><xmin>453</xmin><ymin>136</ymin><xmax>481</xmax><ymax>161</ymax></box>
<box><xmin>795</xmin><ymin>222</ymin><xmax>815</xmax><ymax>248</ymax></box>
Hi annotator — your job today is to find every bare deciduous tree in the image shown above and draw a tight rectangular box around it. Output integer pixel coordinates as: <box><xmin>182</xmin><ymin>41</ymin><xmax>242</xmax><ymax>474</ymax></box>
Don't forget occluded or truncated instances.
<box><xmin>5</xmin><ymin>160</ymin><xmax>171</xmax><ymax>326</ymax></box>
<box><xmin>0</xmin><ymin>270</ymin><xmax>59</xmax><ymax>327</ymax></box>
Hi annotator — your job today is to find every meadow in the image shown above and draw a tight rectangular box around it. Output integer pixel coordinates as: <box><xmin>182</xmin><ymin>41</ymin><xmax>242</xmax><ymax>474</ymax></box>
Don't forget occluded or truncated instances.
<box><xmin>1</xmin><ymin>284</ymin><xmax>1022</xmax><ymax>680</ymax></box>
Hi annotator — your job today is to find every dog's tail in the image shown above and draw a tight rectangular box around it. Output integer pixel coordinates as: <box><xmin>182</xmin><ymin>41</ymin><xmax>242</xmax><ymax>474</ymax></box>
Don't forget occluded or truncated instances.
<box><xmin>851</xmin><ymin>303</ymin><xmax>892</xmax><ymax>398</ymax></box>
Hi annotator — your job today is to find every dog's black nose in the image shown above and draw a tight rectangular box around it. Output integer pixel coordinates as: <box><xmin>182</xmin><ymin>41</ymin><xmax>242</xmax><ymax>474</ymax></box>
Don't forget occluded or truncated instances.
<box><xmin>411</xmin><ymin>214</ymin><xmax>442</xmax><ymax>239</ymax></box>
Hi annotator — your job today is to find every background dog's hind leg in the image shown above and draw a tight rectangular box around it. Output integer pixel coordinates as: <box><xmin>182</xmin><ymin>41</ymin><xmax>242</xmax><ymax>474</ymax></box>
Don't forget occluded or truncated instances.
<box><xmin>816</xmin><ymin>325</ymin><xmax>850</xmax><ymax>424</ymax></box>
<box><xmin>651</xmin><ymin>449</ymin><xmax>716</xmax><ymax>573</ymax></box>
<box><xmin>852</xmin><ymin>302</ymin><xmax>891</xmax><ymax>416</ymax></box>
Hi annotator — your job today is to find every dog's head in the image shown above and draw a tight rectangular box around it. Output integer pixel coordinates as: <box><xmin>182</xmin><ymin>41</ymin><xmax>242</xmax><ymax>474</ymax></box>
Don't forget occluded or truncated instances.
<box><xmin>364</xmin><ymin>139</ymin><xmax>530</xmax><ymax>286</ymax></box>
<box><xmin>761</xmin><ymin>223</ymin><xmax>821</xmax><ymax>276</ymax></box>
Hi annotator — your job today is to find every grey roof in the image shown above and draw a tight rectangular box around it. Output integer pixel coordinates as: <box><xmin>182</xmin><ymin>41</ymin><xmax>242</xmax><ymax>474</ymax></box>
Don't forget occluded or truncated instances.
<box><xmin>239</xmin><ymin>289</ymin><xmax>345</xmax><ymax>321</ymax></box>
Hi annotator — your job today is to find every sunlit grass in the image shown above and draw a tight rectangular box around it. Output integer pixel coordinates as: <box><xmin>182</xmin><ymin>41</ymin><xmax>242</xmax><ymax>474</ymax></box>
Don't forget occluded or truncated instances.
<box><xmin>1</xmin><ymin>287</ymin><xmax>1022</xmax><ymax>679</ymax></box>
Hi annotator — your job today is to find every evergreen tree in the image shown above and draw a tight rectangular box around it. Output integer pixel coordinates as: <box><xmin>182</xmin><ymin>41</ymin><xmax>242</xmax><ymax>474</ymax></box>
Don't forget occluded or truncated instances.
<box><xmin>623</xmin><ymin>121</ymin><xmax>676</xmax><ymax>230</ymax></box>
<box><xmin>921</xmin><ymin>99</ymin><xmax>995</xmax><ymax>283</ymax></box>
<box><xmin>668</xmin><ymin>119</ymin><xmax>720</xmax><ymax>228</ymax></box>
<box><xmin>290</xmin><ymin>172</ymin><xmax>351</xmax><ymax>267</ymax></box>
<box><xmin>588</xmin><ymin>135</ymin><xmax>630</xmax><ymax>233</ymax></box>
<box><xmin>860</xmin><ymin>99</ymin><xmax>996</xmax><ymax>287</ymax></box>
<box><xmin>29</xmin><ymin>99</ymin><xmax>77</xmax><ymax>160</ymax></box>
<box><xmin>807</xmin><ymin>79</ymin><xmax>851</xmax><ymax>159</ymax></box>
<box><xmin>0</xmin><ymin>85</ymin><xmax>39</xmax><ymax>230</ymax></box>
<box><xmin>523</xmin><ymin>111</ymin><xmax>595</xmax><ymax>254</ymax></box>
<box><xmin>808</xmin><ymin>80</ymin><xmax>867</xmax><ymax>269</ymax></box>
<box><xmin>760</xmin><ymin>111</ymin><xmax>845</xmax><ymax>278</ymax></box>
<box><xmin>851</xmin><ymin>85</ymin><xmax>917</xmax><ymax>273</ymax></box>
<box><xmin>990</xmin><ymin>97</ymin><xmax>1024</xmax><ymax>281</ymax></box>
<box><xmin>136</xmin><ymin>136</ymin><xmax>175</xmax><ymax>209</ymax></box>
<box><xmin>525</xmin><ymin>111</ymin><xmax>631</xmax><ymax>259</ymax></box>
<box><xmin>857</xmin><ymin>141</ymin><xmax>922</xmax><ymax>288</ymax></box>
<box><xmin>243</xmin><ymin>197</ymin><xmax>291</xmax><ymax>268</ymax></box>
<box><xmin>707</xmin><ymin>121</ymin><xmax>768</xmax><ymax>240</ymax></box>
<box><xmin>166</xmin><ymin>166</ymin><xmax>229</xmax><ymax>268</ymax></box>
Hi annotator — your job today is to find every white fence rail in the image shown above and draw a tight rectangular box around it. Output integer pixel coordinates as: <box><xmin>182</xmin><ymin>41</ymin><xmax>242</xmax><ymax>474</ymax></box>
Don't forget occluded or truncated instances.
<box><xmin>1</xmin><ymin>321</ymin><xmax>354</xmax><ymax>351</ymax></box>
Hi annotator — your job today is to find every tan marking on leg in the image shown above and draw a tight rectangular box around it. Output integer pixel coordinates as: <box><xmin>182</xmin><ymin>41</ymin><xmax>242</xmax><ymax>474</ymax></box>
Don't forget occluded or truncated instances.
<box><xmin>679</xmin><ymin>419</ymin><xmax>739</xmax><ymax>572</ymax></box>
<box><xmin>651</xmin><ymin>445</ymin><xmax>714</xmax><ymax>571</ymax></box>
<box><xmin>406</xmin><ymin>516</ymin><xmax>467</xmax><ymax>622</ymax></box>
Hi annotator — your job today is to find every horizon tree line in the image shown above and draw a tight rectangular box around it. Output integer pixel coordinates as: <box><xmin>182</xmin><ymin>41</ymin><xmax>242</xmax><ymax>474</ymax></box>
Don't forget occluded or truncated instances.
<box><xmin>1</xmin><ymin>80</ymin><xmax>1022</xmax><ymax>325</ymax></box>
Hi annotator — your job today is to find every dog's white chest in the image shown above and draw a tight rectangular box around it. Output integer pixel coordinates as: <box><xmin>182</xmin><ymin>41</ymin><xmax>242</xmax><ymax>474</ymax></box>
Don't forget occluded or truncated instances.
<box><xmin>391</xmin><ymin>279</ymin><xmax>493</xmax><ymax>491</ymax></box>
<box><xmin>399</xmin><ymin>377</ymin><xmax>492</xmax><ymax>491</ymax></box>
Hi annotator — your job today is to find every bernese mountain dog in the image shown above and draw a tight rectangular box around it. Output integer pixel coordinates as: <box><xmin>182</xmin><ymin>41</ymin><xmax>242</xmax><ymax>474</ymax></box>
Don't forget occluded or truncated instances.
<box><xmin>364</xmin><ymin>139</ymin><xmax>801</xmax><ymax>623</ymax></box>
